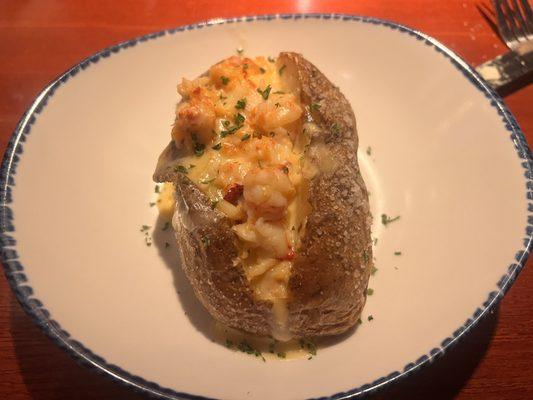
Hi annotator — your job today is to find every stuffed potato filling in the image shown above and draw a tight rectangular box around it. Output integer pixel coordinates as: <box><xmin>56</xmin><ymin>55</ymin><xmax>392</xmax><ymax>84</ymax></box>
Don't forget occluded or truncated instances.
<box><xmin>171</xmin><ymin>55</ymin><xmax>309</xmax><ymax>304</ymax></box>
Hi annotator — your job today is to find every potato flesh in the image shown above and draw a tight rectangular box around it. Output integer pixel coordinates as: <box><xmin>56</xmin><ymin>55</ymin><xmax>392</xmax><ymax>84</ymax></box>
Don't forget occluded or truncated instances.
<box><xmin>171</xmin><ymin>55</ymin><xmax>309</xmax><ymax>307</ymax></box>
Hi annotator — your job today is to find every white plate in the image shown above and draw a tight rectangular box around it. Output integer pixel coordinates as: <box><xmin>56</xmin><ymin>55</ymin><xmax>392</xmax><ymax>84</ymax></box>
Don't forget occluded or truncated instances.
<box><xmin>2</xmin><ymin>14</ymin><xmax>531</xmax><ymax>400</ymax></box>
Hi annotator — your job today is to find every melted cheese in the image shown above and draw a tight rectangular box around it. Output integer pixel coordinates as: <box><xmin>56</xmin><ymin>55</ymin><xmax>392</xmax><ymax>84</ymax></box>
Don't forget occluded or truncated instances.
<box><xmin>169</xmin><ymin>55</ymin><xmax>311</xmax><ymax>340</ymax></box>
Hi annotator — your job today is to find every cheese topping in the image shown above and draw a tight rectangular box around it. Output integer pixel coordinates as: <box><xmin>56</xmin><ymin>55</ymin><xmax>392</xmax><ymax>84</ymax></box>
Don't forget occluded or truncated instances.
<box><xmin>171</xmin><ymin>55</ymin><xmax>310</xmax><ymax>337</ymax></box>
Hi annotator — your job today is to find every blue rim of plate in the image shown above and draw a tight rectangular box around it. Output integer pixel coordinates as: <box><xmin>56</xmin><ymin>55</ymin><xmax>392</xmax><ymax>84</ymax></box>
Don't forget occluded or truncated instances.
<box><xmin>1</xmin><ymin>13</ymin><xmax>531</xmax><ymax>400</ymax></box>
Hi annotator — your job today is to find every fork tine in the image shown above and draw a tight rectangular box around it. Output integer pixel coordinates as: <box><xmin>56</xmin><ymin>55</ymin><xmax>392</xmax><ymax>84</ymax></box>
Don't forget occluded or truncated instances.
<box><xmin>493</xmin><ymin>0</ymin><xmax>515</xmax><ymax>44</ymax></box>
<box><xmin>519</xmin><ymin>0</ymin><xmax>533</xmax><ymax>33</ymax></box>
<box><xmin>502</xmin><ymin>0</ymin><xmax>526</xmax><ymax>42</ymax></box>
<box><xmin>511</xmin><ymin>0</ymin><xmax>531</xmax><ymax>36</ymax></box>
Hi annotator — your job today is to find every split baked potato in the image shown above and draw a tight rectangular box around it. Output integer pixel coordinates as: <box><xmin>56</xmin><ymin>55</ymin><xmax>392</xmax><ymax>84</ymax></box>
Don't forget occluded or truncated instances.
<box><xmin>153</xmin><ymin>52</ymin><xmax>372</xmax><ymax>340</ymax></box>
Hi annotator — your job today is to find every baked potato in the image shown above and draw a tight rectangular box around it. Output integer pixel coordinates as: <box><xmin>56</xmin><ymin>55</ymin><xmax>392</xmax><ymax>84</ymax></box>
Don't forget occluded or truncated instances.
<box><xmin>153</xmin><ymin>52</ymin><xmax>372</xmax><ymax>340</ymax></box>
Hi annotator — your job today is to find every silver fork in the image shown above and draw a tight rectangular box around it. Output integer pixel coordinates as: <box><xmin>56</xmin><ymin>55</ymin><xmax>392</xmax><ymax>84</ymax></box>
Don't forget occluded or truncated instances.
<box><xmin>476</xmin><ymin>0</ymin><xmax>533</xmax><ymax>90</ymax></box>
<box><xmin>493</xmin><ymin>0</ymin><xmax>533</xmax><ymax>50</ymax></box>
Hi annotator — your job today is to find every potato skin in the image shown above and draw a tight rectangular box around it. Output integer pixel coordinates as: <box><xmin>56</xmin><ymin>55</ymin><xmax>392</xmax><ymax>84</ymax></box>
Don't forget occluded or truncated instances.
<box><xmin>154</xmin><ymin>52</ymin><xmax>372</xmax><ymax>338</ymax></box>
<box><xmin>280</xmin><ymin>53</ymin><xmax>373</xmax><ymax>337</ymax></box>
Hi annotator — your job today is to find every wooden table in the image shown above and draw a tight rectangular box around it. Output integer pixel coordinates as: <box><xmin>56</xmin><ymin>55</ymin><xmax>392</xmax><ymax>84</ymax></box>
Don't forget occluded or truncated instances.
<box><xmin>1</xmin><ymin>1</ymin><xmax>532</xmax><ymax>399</ymax></box>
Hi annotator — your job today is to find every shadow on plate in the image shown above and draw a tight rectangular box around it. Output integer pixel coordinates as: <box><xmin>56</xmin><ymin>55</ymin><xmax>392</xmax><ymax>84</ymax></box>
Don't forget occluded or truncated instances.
<box><xmin>9</xmin><ymin>297</ymin><xmax>143</xmax><ymax>400</ymax></box>
<box><xmin>151</xmin><ymin>212</ymin><xmax>357</xmax><ymax>357</ymax></box>
<box><xmin>367</xmin><ymin>309</ymin><xmax>499</xmax><ymax>400</ymax></box>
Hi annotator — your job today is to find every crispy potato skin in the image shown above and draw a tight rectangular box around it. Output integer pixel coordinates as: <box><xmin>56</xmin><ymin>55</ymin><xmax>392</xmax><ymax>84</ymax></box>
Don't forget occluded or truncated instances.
<box><xmin>154</xmin><ymin>52</ymin><xmax>372</xmax><ymax>338</ymax></box>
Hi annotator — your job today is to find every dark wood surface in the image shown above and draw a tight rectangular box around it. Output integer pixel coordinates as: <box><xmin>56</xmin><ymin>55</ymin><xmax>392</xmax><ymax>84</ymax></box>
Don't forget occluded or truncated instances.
<box><xmin>1</xmin><ymin>1</ymin><xmax>532</xmax><ymax>399</ymax></box>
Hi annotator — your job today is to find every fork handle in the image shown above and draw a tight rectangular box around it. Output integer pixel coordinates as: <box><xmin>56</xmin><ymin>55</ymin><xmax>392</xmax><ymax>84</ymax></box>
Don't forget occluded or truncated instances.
<box><xmin>476</xmin><ymin>49</ymin><xmax>533</xmax><ymax>90</ymax></box>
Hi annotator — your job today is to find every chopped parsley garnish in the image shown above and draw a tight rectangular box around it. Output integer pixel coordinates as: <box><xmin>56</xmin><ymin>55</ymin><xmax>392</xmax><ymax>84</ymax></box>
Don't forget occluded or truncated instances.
<box><xmin>236</xmin><ymin>341</ymin><xmax>265</xmax><ymax>361</ymax></box>
<box><xmin>373</xmin><ymin>238</ymin><xmax>378</xmax><ymax>245</ymax></box>
<box><xmin>220</xmin><ymin>125</ymin><xmax>240</xmax><ymax>137</ymax></box>
<box><xmin>154</xmin><ymin>185</ymin><xmax>160</xmax><ymax>193</ymax></box>
<box><xmin>241</xmin><ymin>133</ymin><xmax>251</xmax><ymax>141</ymax></box>
<box><xmin>394</xmin><ymin>251</ymin><xmax>402</xmax><ymax>256</ymax></box>
<box><xmin>225</xmin><ymin>339</ymin><xmax>234</xmax><ymax>348</ymax></box>
<box><xmin>165</xmin><ymin>242</ymin><xmax>170</xmax><ymax>248</ymax></box>
<box><xmin>310</xmin><ymin>103</ymin><xmax>321</xmax><ymax>111</ymax></box>
<box><xmin>140</xmin><ymin>225</ymin><xmax>151</xmax><ymax>232</ymax></box>
<box><xmin>243</xmin><ymin>63</ymin><xmax>249</xmax><ymax>70</ymax></box>
<box><xmin>357</xmin><ymin>318</ymin><xmax>363</xmax><ymax>325</ymax></box>
<box><xmin>252</xmin><ymin>132</ymin><xmax>261</xmax><ymax>138</ymax></box>
<box><xmin>276</xmin><ymin>352</ymin><xmax>286</xmax><ymax>359</ymax></box>
<box><xmin>257</xmin><ymin>84</ymin><xmax>272</xmax><ymax>100</ymax></box>
<box><xmin>219</xmin><ymin>95</ymin><xmax>227</xmax><ymax>100</ymax></box>
<box><xmin>331</xmin><ymin>123</ymin><xmax>340</xmax><ymax>134</ymax></box>
<box><xmin>259</xmin><ymin>67</ymin><xmax>266</xmax><ymax>73</ymax></box>
<box><xmin>267</xmin><ymin>56</ymin><xmax>275</xmax><ymax>63</ymax></box>
<box><xmin>201</xmin><ymin>235</ymin><xmax>211</xmax><ymax>247</ymax></box>
<box><xmin>162</xmin><ymin>222</ymin><xmax>170</xmax><ymax>231</ymax></box>
<box><xmin>371</xmin><ymin>266</ymin><xmax>378</xmax><ymax>275</ymax></box>
<box><xmin>274</xmin><ymin>102</ymin><xmax>280</xmax><ymax>108</ymax></box>
<box><xmin>235</xmin><ymin>98</ymin><xmax>247</xmax><ymax>110</ymax></box>
<box><xmin>222</xmin><ymin>119</ymin><xmax>231</xmax><ymax>127</ymax></box>
<box><xmin>149</xmin><ymin>202</ymin><xmax>156</xmax><ymax>207</ymax></box>
<box><xmin>174</xmin><ymin>165</ymin><xmax>189</xmax><ymax>174</ymax></box>
<box><xmin>381</xmin><ymin>214</ymin><xmax>401</xmax><ymax>226</ymax></box>
<box><xmin>366</xmin><ymin>288</ymin><xmax>374</xmax><ymax>296</ymax></box>
<box><xmin>194</xmin><ymin>142</ymin><xmax>205</xmax><ymax>157</ymax></box>
<box><xmin>366</xmin><ymin>146</ymin><xmax>372</xmax><ymax>156</ymax></box>
<box><xmin>299</xmin><ymin>339</ymin><xmax>317</xmax><ymax>356</ymax></box>
<box><xmin>282</xmin><ymin>165</ymin><xmax>289</xmax><ymax>174</ymax></box>
<box><xmin>368</xmin><ymin>315</ymin><xmax>374</xmax><ymax>321</ymax></box>
<box><xmin>200</xmin><ymin>177</ymin><xmax>216</xmax><ymax>184</ymax></box>
<box><xmin>278</xmin><ymin>64</ymin><xmax>286</xmax><ymax>75</ymax></box>
<box><xmin>210</xmin><ymin>200</ymin><xmax>218</xmax><ymax>209</ymax></box>
<box><xmin>273</xmin><ymin>90</ymin><xmax>285</xmax><ymax>94</ymax></box>
<box><xmin>234</xmin><ymin>113</ymin><xmax>245</xmax><ymax>125</ymax></box>
<box><xmin>212</xmin><ymin>142</ymin><xmax>222</xmax><ymax>150</ymax></box>
<box><xmin>221</xmin><ymin>76</ymin><xmax>230</xmax><ymax>85</ymax></box>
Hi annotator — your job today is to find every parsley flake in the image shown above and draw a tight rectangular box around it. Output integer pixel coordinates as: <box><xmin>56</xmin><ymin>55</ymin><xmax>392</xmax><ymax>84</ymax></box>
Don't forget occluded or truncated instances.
<box><xmin>381</xmin><ymin>214</ymin><xmax>401</xmax><ymax>226</ymax></box>
<box><xmin>140</xmin><ymin>225</ymin><xmax>151</xmax><ymax>232</ymax></box>
<box><xmin>259</xmin><ymin>67</ymin><xmax>266</xmax><ymax>73</ymax></box>
<box><xmin>257</xmin><ymin>84</ymin><xmax>272</xmax><ymax>100</ymax></box>
<box><xmin>154</xmin><ymin>185</ymin><xmax>160</xmax><ymax>193</ymax></box>
<box><xmin>310</xmin><ymin>103</ymin><xmax>321</xmax><ymax>111</ymax></box>
<box><xmin>371</xmin><ymin>266</ymin><xmax>378</xmax><ymax>275</ymax></box>
<box><xmin>282</xmin><ymin>165</ymin><xmax>289</xmax><ymax>174</ymax></box>
<box><xmin>368</xmin><ymin>315</ymin><xmax>374</xmax><ymax>322</ymax></box>
<box><xmin>165</xmin><ymin>242</ymin><xmax>170</xmax><ymax>248</ymax></box>
<box><xmin>367</xmin><ymin>288</ymin><xmax>374</xmax><ymax>296</ymax></box>
<box><xmin>235</xmin><ymin>98</ymin><xmax>247</xmax><ymax>110</ymax></box>
<box><xmin>162</xmin><ymin>222</ymin><xmax>170</xmax><ymax>231</ymax></box>
<box><xmin>241</xmin><ymin>133</ymin><xmax>251</xmax><ymax>141</ymax></box>
<box><xmin>366</xmin><ymin>146</ymin><xmax>372</xmax><ymax>156</ymax></box>
<box><xmin>394</xmin><ymin>251</ymin><xmax>402</xmax><ymax>256</ymax></box>
<box><xmin>174</xmin><ymin>165</ymin><xmax>188</xmax><ymax>174</ymax></box>
<box><xmin>221</xmin><ymin>76</ymin><xmax>230</xmax><ymax>85</ymax></box>
<box><xmin>210</xmin><ymin>200</ymin><xmax>219</xmax><ymax>209</ymax></box>
<box><xmin>278</xmin><ymin>64</ymin><xmax>286</xmax><ymax>75</ymax></box>
<box><xmin>194</xmin><ymin>142</ymin><xmax>205</xmax><ymax>157</ymax></box>
<box><xmin>234</xmin><ymin>113</ymin><xmax>245</xmax><ymax>125</ymax></box>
